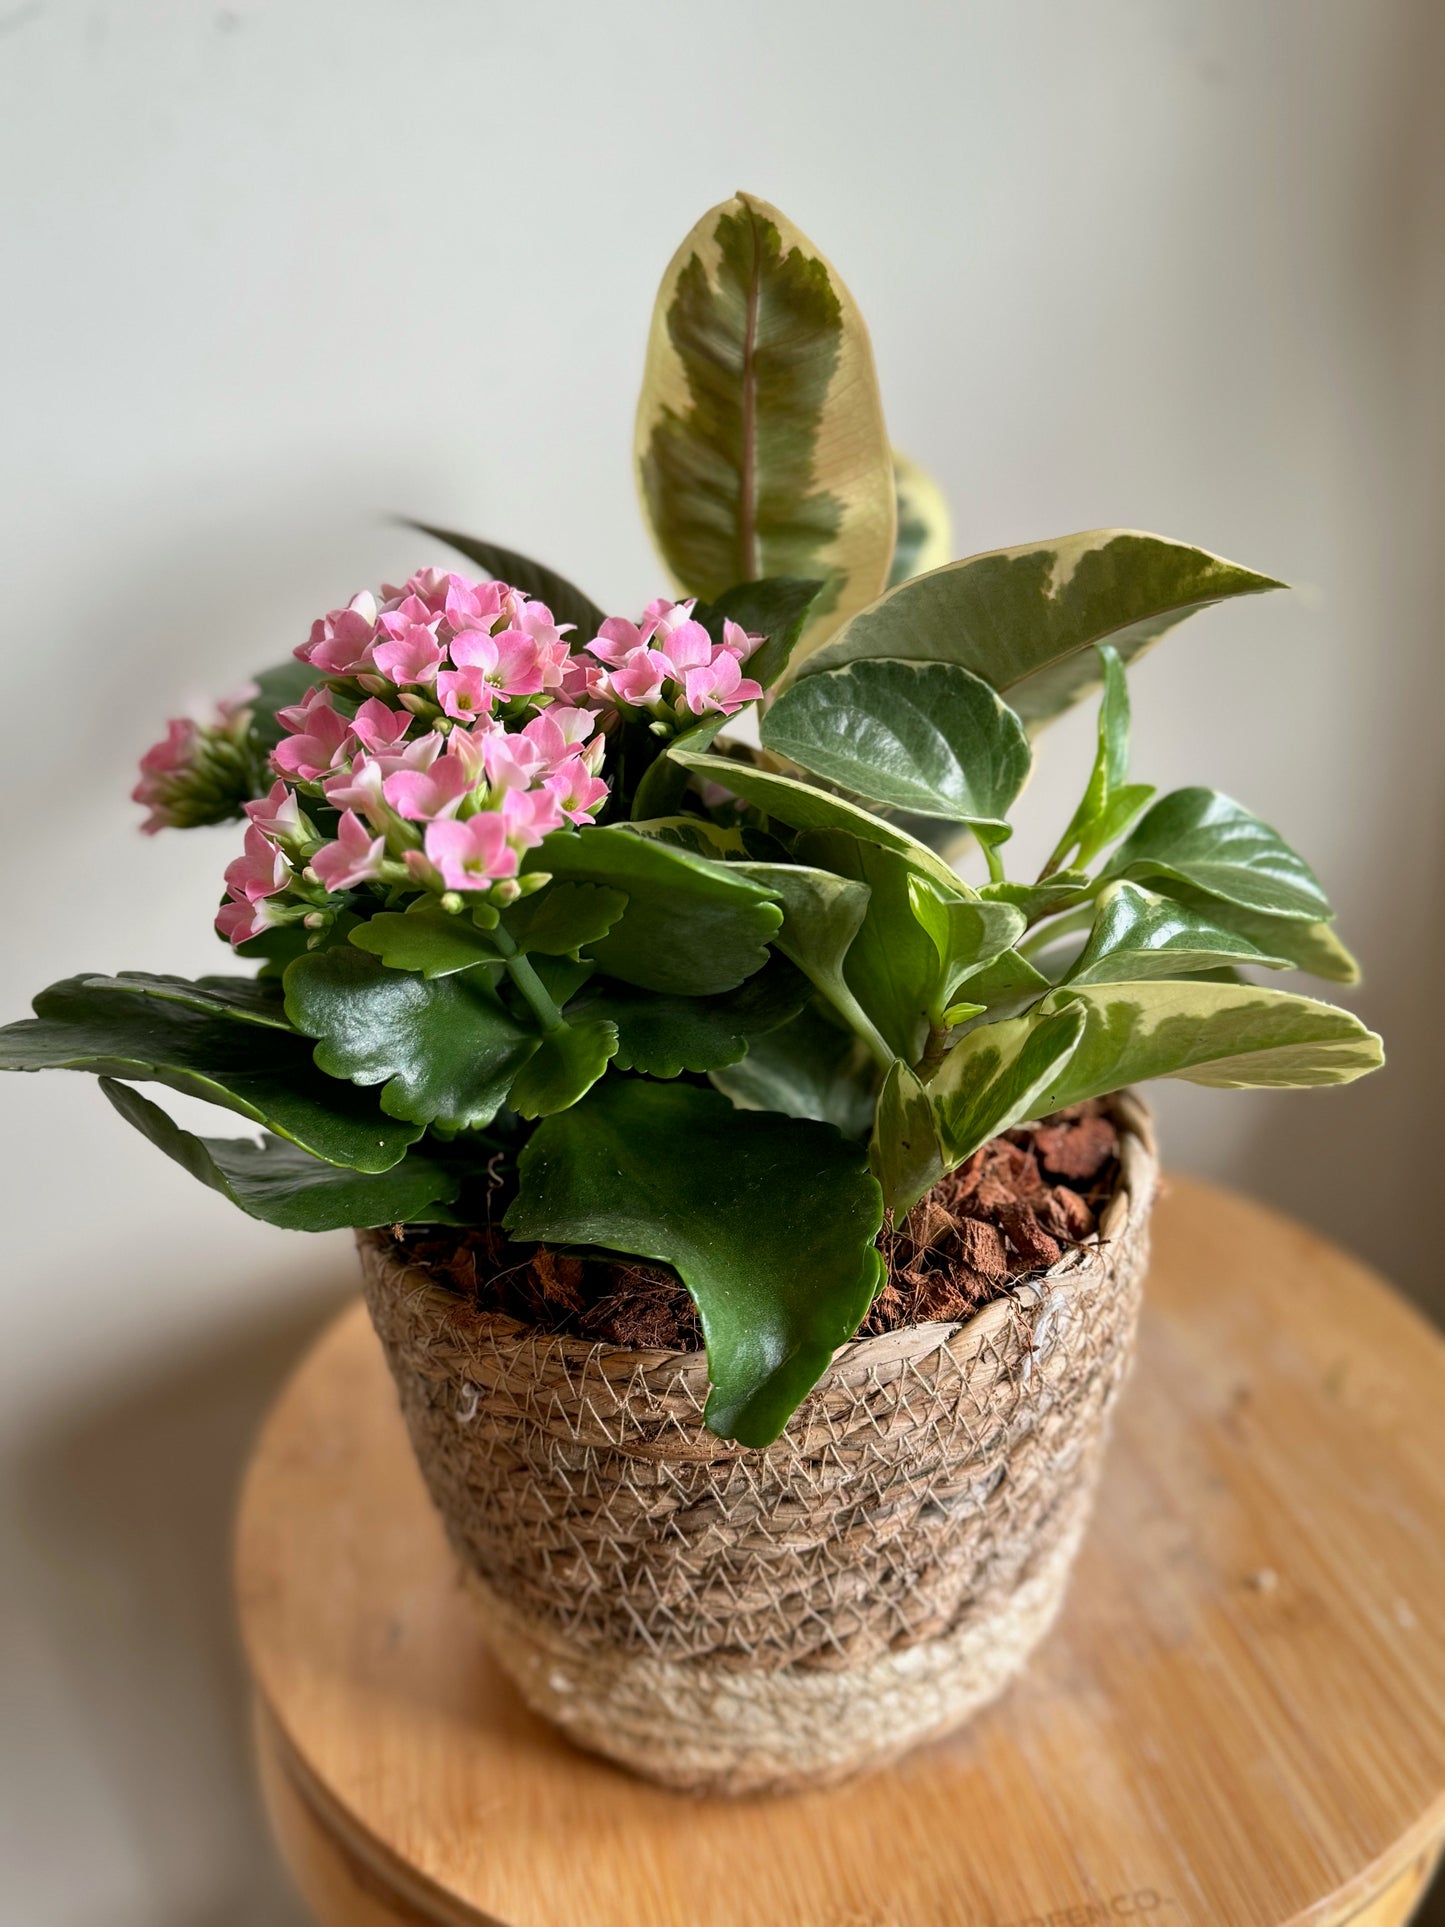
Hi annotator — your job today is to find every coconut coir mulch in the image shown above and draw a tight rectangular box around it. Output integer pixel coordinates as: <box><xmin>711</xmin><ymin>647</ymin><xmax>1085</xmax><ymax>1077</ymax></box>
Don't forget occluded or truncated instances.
<box><xmin>390</xmin><ymin>1102</ymin><xmax>1120</xmax><ymax>1350</ymax></box>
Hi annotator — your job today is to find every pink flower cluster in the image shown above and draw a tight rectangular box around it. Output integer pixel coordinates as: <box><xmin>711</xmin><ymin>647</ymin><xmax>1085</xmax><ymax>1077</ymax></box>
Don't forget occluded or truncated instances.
<box><xmin>581</xmin><ymin>597</ymin><xmax>764</xmax><ymax>717</ymax></box>
<box><xmin>135</xmin><ymin>566</ymin><xmax>770</xmax><ymax>951</ymax></box>
<box><xmin>215</xmin><ymin>570</ymin><xmax>616</xmax><ymax>945</ymax></box>
<box><xmin>132</xmin><ymin>686</ymin><xmax>262</xmax><ymax>834</ymax></box>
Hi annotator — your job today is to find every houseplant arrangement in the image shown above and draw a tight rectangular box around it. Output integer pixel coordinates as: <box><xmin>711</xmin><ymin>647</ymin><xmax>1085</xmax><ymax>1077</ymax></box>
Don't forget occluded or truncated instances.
<box><xmin>1</xmin><ymin>194</ymin><xmax>1382</xmax><ymax>1793</ymax></box>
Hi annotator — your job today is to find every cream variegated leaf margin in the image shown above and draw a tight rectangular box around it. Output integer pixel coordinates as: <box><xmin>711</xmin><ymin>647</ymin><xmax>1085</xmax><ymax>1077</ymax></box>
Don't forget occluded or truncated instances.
<box><xmin>634</xmin><ymin>193</ymin><xmax>895</xmax><ymax>651</ymax></box>
<box><xmin>887</xmin><ymin>451</ymin><xmax>953</xmax><ymax>588</ymax></box>
<box><xmin>790</xmin><ymin>528</ymin><xmax>1283</xmax><ymax>725</ymax></box>
<box><xmin>1023</xmin><ymin>980</ymin><xmax>1383</xmax><ymax>1115</ymax></box>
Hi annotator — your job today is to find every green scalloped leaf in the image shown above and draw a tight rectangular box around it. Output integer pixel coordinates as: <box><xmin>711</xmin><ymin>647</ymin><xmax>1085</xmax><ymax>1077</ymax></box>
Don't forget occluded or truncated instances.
<box><xmin>506</xmin><ymin>1079</ymin><xmax>884</xmax><ymax>1446</ymax></box>
<box><xmin>101</xmin><ymin>1080</ymin><xmax>460</xmax><ymax>1229</ymax></box>
<box><xmin>0</xmin><ymin>974</ymin><xmax>420</xmax><ymax>1171</ymax></box>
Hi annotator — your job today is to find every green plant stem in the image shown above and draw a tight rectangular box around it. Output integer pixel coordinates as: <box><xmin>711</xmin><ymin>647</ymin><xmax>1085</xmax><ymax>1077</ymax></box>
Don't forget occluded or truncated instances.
<box><xmin>489</xmin><ymin>924</ymin><xmax>567</xmax><ymax>1034</ymax></box>
<box><xmin>915</xmin><ymin>1025</ymin><xmax>951</xmax><ymax>1080</ymax></box>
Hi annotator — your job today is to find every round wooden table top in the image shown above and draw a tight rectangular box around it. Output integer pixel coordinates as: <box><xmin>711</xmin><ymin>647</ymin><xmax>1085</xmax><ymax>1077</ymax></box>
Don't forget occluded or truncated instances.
<box><xmin>236</xmin><ymin>1178</ymin><xmax>1445</xmax><ymax>1927</ymax></box>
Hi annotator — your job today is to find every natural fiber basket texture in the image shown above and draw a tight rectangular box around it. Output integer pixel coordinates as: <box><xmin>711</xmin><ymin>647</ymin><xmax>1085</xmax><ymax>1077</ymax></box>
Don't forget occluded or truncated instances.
<box><xmin>359</xmin><ymin>1092</ymin><xmax>1157</xmax><ymax>1794</ymax></box>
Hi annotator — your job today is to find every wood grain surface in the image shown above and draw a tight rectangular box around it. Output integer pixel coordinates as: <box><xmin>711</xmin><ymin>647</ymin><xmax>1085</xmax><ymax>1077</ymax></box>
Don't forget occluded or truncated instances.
<box><xmin>236</xmin><ymin>1178</ymin><xmax>1445</xmax><ymax>1927</ymax></box>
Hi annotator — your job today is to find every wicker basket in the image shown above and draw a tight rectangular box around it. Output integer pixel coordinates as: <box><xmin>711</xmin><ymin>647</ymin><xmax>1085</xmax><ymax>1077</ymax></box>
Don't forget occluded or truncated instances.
<box><xmin>359</xmin><ymin>1092</ymin><xmax>1157</xmax><ymax>1794</ymax></box>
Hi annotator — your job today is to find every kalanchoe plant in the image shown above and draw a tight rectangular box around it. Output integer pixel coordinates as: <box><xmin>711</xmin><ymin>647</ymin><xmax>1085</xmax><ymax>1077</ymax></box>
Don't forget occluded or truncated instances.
<box><xmin>1</xmin><ymin>193</ymin><xmax>1382</xmax><ymax>1447</ymax></box>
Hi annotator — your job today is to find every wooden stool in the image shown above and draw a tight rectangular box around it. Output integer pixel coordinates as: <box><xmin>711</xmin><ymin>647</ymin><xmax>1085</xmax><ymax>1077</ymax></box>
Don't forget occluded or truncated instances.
<box><xmin>236</xmin><ymin>1179</ymin><xmax>1445</xmax><ymax>1926</ymax></box>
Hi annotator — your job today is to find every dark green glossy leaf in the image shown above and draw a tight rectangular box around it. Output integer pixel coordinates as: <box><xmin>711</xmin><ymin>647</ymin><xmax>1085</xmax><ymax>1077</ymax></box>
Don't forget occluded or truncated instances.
<box><xmin>82</xmin><ymin>971</ymin><xmax>294</xmax><ymax>1029</ymax></box>
<box><xmin>792</xmin><ymin>830</ymin><xmax>940</xmax><ymax>1064</ymax></box>
<box><xmin>927</xmin><ymin>1004</ymin><xmax>1088</xmax><ymax>1166</ymax></box>
<box><xmin>508</xmin><ymin>1019</ymin><xmax>618</xmax><ymax>1119</ymax></box>
<box><xmin>871</xmin><ymin>1058</ymin><xmax>945</xmax><ymax>1215</ymax></box>
<box><xmin>1062</xmin><ymin>881</ymin><xmax>1290</xmax><ymax>986</ymax></box>
<box><xmin>905</xmin><ymin>878</ymin><xmax>1027</xmax><ymax>1018</ymax></box>
<box><xmin>1104</xmin><ymin>788</ymin><xmax>1332</xmax><ymax>921</ymax></box>
<box><xmin>628</xmin><ymin>714</ymin><xmax>728</xmax><ymax>820</ymax></box>
<box><xmin>350</xmin><ymin>900</ymin><xmax>504</xmax><ymax>977</ymax></box>
<box><xmin>0</xmin><ymin>974</ymin><xmax>420</xmax><ymax>1171</ymax></box>
<box><xmin>1028</xmin><ymin>981</ymin><xmax>1384</xmax><ymax>1112</ymax></box>
<box><xmin>947</xmin><ymin>949</ymin><xmax>1052</xmax><ymax>1026</ymax></box>
<box><xmin>669</xmin><ymin>748</ymin><xmax>965</xmax><ymax>890</ymax></box>
<box><xmin>797</xmin><ymin>530</ymin><xmax>1283</xmax><ymax>728</ymax></box>
<box><xmin>635</xmin><ymin>193</ymin><xmax>894</xmax><ymax>650</ymax></box>
<box><xmin>406</xmin><ymin>521</ymin><xmax>607</xmax><ymax>640</ymax></box>
<box><xmin>763</xmin><ymin>658</ymin><xmax>1031</xmax><ymax>829</ymax></box>
<box><xmin>522</xmin><ymin>826</ymin><xmax>781</xmax><ymax>995</ymax></box>
<box><xmin>573</xmin><ymin>959</ymin><xmax>808</xmax><ymax>1078</ymax></box>
<box><xmin>979</xmin><ymin>873</ymin><xmax>1093</xmax><ymax>925</ymax></box>
<box><xmin>694</xmin><ymin>577</ymin><xmax>826</xmax><ymax>690</ymax></box>
<box><xmin>710</xmin><ymin>1002</ymin><xmax>878</xmax><ymax>1136</ymax></box>
<box><xmin>887</xmin><ymin>452</ymin><xmax>953</xmax><ymax>589</ymax></box>
<box><xmin>284</xmin><ymin>948</ymin><xmax>538</xmax><ymax>1131</ymax></box>
<box><xmin>1048</xmin><ymin>644</ymin><xmax>1154</xmax><ymax>869</ymax></box>
<box><xmin>728</xmin><ymin>860</ymin><xmax>885</xmax><ymax>1064</ymax></box>
<box><xmin>501</xmin><ymin>883</ymin><xmax>629</xmax><ymax>958</ymax></box>
<box><xmin>101</xmin><ymin>1079</ymin><xmax>461</xmax><ymax>1230</ymax></box>
<box><xmin>506</xmin><ymin>1079</ymin><xmax>885</xmax><ymax>1446</ymax></box>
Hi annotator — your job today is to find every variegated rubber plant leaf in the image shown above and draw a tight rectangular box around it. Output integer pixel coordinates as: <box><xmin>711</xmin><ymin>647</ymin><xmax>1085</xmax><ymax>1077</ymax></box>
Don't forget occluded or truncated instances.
<box><xmin>887</xmin><ymin>451</ymin><xmax>953</xmax><ymax>588</ymax></box>
<box><xmin>634</xmin><ymin>192</ymin><xmax>895</xmax><ymax>655</ymax></box>
<box><xmin>790</xmin><ymin>529</ymin><xmax>1283</xmax><ymax>728</ymax></box>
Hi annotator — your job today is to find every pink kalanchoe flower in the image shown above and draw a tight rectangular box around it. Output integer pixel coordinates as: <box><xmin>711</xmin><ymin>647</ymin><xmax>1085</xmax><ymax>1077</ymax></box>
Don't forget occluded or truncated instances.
<box><xmin>654</xmin><ymin>618</ymin><xmax>713</xmax><ymax>677</ymax></box>
<box><xmin>546</xmin><ymin>755</ymin><xmax>610</xmax><ymax>826</ymax></box>
<box><xmin>422</xmin><ymin>813</ymin><xmax>517</xmax><ymax>890</ymax></box>
<box><xmin>481</xmin><ymin>729</ymin><xmax>549</xmax><ymax>793</ymax></box>
<box><xmin>372</xmin><ymin>622</ymin><xmax>442</xmax><ymax>688</ymax></box>
<box><xmin>298</xmin><ymin>591</ymin><xmax>379</xmax><ymax>675</ymax></box>
<box><xmin>608</xmin><ymin>647</ymin><xmax>670</xmax><ymax>708</ymax></box>
<box><xmin>216</xmin><ymin>892</ymin><xmax>295</xmax><ymax>947</ymax></box>
<box><xmin>443</xmin><ymin>575</ymin><xmax>505</xmax><ymax>631</ymax></box>
<box><xmin>382</xmin><ymin>752</ymin><xmax>475</xmax><ymax>821</ymax></box>
<box><xmin>350</xmin><ymin>698</ymin><xmax>413</xmax><ymax>755</ymax></box>
<box><xmin>682</xmin><ymin>649</ymin><xmax>763</xmax><ymax>716</ymax></box>
<box><xmin>310</xmin><ymin>810</ymin><xmax>386</xmax><ymax>892</ymax></box>
<box><xmin>244</xmin><ymin>780</ymin><xmax>305</xmax><ymax>845</ymax></box>
<box><xmin>223</xmin><ymin>824</ymin><xmax>291</xmax><ymax>904</ymax></box>
<box><xmin>434</xmin><ymin>664</ymin><xmax>496</xmax><ymax>723</ymax></box>
<box><xmin>500</xmin><ymin>784</ymin><xmax>564</xmax><ymax>849</ymax></box>
<box><xmin>273</xmin><ymin>689</ymin><xmax>355</xmax><ymax>782</ymax></box>
<box><xmin>720</xmin><ymin>617</ymin><xmax>763</xmax><ymax>662</ymax></box>
<box><xmin>133</xmin><ymin>718</ymin><xmax>200</xmax><ymax>832</ymax></box>
<box><xmin>640</xmin><ymin>596</ymin><xmax>698</xmax><ymax>643</ymax></box>
<box><xmin>560</xmin><ymin>654</ymin><xmax>611</xmax><ymax>705</ymax></box>
<box><xmin>519</xmin><ymin>706</ymin><xmax>598</xmax><ymax>770</ymax></box>
<box><xmin>587</xmin><ymin>616</ymin><xmax>644</xmax><ymax>668</ymax></box>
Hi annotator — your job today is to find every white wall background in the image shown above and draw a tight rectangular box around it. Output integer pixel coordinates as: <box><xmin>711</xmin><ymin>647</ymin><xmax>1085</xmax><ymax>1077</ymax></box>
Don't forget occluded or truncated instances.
<box><xmin>1</xmin><ymin>2</ymin><xmax>1441</xmax><ymax>1920</ymax></box>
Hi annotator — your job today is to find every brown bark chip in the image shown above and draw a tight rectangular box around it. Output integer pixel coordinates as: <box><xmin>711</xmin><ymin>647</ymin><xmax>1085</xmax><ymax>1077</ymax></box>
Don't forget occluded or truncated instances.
<box><xmin>392</xmin><ymin>1105</ymin><xmax>1121</xmax><ymax>1349</ymax></box>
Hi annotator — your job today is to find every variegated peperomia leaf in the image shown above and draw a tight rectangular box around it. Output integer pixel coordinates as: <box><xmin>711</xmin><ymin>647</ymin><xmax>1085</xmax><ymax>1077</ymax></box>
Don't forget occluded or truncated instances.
<box><xmin>667</xmin><ymin>746</ymin><xmax>965</xmax><ymax>891</ymax></box>
<box><xmin>926</xmin><ymin>1004</ymin><xmax>1089</xmax><ymax>1168</ymax></box>
<box><xmin>1103</xmin><ymin>788</ymin><xmax>1330</xmax><ymax>920</ymax></box>
<box><xmin>1061</xmin><ymin>881</ymin><xmax>1291</xmax><ymax>985</ymax></box>
<box><xmin>635</xmin><ymin>193</ymin><xmax>895</xmax><ymax>649</ymax></box>
<box><xmin>887</xmin><ymin>451</ymin><xmax>953</xmax><ymax>588</ymax></box>
<box><xmin>792</xmin><ymin>529</ymin><xmax>1282</xmax><ymax>726</ymax></box>
<box><xmin>870</xmin><ymin>1058</ymin><xmax>946</xmax><ymax>1215</ymax></box>
<box><xmin>1026</xmin><ymin>980</ymin><xmax>1383</xmax><ymax>1112</ymax></box>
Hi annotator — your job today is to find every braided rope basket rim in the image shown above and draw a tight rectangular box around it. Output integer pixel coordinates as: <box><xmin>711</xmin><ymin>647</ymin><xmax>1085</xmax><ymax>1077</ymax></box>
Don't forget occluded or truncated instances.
<box><xmin>360</xmin><ymin>1090</ymin><xmax>1157</xmax><ymax>1793</ymax></box>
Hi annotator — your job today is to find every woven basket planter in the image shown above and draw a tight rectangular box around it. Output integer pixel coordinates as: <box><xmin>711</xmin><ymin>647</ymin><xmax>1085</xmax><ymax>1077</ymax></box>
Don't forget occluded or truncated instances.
<box><xmin>359</xmin><ymin>1091</ymin><xmax>1157</xmax><ymax>1795</ymax></box>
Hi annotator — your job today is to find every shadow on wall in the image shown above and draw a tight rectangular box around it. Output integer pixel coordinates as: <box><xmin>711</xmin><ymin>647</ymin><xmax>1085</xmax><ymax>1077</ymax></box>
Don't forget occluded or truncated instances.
<box><xmin>6</xmin><ymin>1278</ymin><xmax>355</xmax><ymax>1926</ymax></box>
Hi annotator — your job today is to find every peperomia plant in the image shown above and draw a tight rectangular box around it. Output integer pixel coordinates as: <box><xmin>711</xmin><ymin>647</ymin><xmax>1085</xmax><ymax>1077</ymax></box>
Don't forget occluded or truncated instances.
<box><xmin>0</xmin><ymin>193</ymin><xmax>1382</xmax><ymax>1446</ymax></box>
